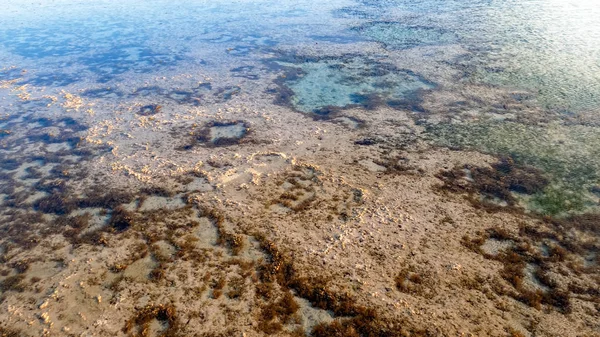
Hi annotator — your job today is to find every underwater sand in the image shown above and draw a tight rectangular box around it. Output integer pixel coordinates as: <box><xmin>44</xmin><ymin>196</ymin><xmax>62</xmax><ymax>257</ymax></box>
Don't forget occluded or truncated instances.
<box><xmin>0</xmin><ymin>0</ymin><xmax>599</xmax><ymax>336</ymax></box>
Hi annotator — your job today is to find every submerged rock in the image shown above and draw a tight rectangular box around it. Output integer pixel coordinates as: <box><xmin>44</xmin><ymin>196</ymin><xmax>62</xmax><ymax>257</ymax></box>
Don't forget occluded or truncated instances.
<box><xmin>190</xmin><ymin>121</ymin><xmax>250</xmax><ymax>147</ymax></box>
<box><xmin>137</xmin><ymin>104</ymin><xmax>162</xmax><ymax>116</ymax></box>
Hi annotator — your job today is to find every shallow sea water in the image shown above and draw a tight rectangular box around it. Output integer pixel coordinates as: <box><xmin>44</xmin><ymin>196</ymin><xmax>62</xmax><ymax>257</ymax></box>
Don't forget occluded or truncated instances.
<box><xmin>1</xmin><ymin>0</ymin><xmax>600</xmax><ymax>336</ymax></box>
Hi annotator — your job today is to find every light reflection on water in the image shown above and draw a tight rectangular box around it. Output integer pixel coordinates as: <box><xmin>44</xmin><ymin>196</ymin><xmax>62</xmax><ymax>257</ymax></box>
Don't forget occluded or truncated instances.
<box><xmin>469</xmin><ymin>0</ymin><xmax>600</xmax><ymax>111</ymax></box>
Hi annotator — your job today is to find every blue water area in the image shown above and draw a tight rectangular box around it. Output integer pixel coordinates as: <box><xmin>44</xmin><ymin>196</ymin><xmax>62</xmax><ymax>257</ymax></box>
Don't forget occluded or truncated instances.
<box><xmin>81</xmin><ymin>88</ymin><xmax>125</xmax><ymax>99</ymax></box>
<box><xmin>2</xmin><ymin>25</ymin><xmax>96</xmax><ymax>58</ymax></box>
<box><xmin>24</xmin><ymin>72</ymin><xmax>82</xmax><ymax>87</ymax></box>
<box><xmin>231</xmin><ymin>66</ymin><xmax>260</xmax><ymax>80</ymax></box>
<box><xmin>126</xmin><ymin>82</ymin><xmax>236</xmax><ymax>106</ymax></box>
<box><xmin>0</xmin><ymin>0</ymin><xmax>597</xmax><ymax>116</ymax></box>
<box><xmin>80</xmin><ymin>46</ymin><xmax>184</xmax><ymax>83</ymax></box>
<box><xmin>0</xmin><ymin>0</ymin><xmax>355</xmax><ymax>87</ymax></box>
<box><xmin>0</xmin><ymin>67</ymin><xmax>24</xmax><ymax>81</ymax></box>
<box><xmin>0</xmin><ymin>0</ymin><xmax>598</xmax><ymax>120</ymax></box>
<box><xmin>0</xmin><ymin>19</ymin><xmax>184</xmax><ymax>83</ymax></box>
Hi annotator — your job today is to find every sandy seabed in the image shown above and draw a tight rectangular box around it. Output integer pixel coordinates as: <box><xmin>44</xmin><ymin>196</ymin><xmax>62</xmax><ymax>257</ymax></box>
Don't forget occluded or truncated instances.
<box><xmin>0</xmin><ymin>62</ymin><xmax>598</xmax><ymax>337</ymax></box>
<box><xmin>0</xmin><ymin>2</ymin><xmax>598</xmax><ymax>335</ymax></box>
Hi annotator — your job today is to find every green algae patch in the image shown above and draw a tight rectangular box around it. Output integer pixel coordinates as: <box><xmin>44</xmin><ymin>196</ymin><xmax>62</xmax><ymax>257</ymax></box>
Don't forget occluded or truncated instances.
<box><xmin>428</xmin><ymin>121</ymin><xmax>600</xmax><ymax>215</ymax></box>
